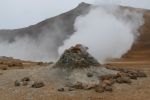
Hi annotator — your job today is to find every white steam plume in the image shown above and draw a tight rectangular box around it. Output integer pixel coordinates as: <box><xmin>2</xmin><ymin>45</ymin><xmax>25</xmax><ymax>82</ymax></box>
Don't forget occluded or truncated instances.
<box><xmin>0</xmin><ymin>34</ymin><xmax>57</xmax><ymax>61</ymax></box>
<box><xmin>59</xmin><ymin>5</ymin><xmax>144</xmax><ymax>63</ymax></box>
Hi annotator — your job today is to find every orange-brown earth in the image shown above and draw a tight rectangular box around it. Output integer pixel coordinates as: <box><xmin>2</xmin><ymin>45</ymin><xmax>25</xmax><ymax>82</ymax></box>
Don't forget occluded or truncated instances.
<box><xmin>108</xmin><ymin>9</ymin><xmax>150</xmax><ymax>67</ymax></box>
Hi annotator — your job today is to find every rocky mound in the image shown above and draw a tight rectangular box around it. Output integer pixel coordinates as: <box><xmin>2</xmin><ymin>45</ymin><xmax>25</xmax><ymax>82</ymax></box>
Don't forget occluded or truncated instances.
<box><xmin>52</xmin><ymin>45</ymin><xmax>148</xmax><ymax>93</ymax></box>
<box><xmin>54</xmin><ymin>44</ymin><xmax>100</xmax><ymax>69</ymax></box>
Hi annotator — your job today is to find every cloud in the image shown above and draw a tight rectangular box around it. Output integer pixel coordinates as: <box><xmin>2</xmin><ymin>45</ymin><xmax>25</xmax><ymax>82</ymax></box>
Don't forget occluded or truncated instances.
<box><xmin>0</xmin><ymin>0</ymin><xmax>89</xmax><ymax>29</ymax></box>
<box><xmin>0</xmin><ymin>0</ymin><xmax>149</xmax><ymax>29</ymax></box>
<box><xmin>93</xmin><ymin>0</ymin><xmax>150</xmax><ymax>9</ymax></box>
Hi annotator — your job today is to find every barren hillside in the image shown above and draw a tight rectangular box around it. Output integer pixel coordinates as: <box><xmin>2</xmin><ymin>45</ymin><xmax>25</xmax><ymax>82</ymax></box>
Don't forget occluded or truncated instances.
<box><xmin>123</xmin><ymin>10</ymin><xmax>150</xmax><ymax>60</ymax></box>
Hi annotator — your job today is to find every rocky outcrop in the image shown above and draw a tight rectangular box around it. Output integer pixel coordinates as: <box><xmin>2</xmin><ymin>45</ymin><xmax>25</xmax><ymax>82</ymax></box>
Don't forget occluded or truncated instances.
<box><xmin>54</xmin><ymin>44</ymin><xmax>100</xmax><ymax>69</ymax></box>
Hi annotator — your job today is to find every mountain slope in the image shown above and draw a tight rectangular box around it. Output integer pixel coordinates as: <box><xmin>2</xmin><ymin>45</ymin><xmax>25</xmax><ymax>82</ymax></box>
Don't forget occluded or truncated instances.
<box><xmin>123</xmin><ymin>10</ymin><xmax>150</xmax><ymax>60</ymax></box>
<box><xmin>0</xmin><ymin>2</ymin><xmax>150</xmax><ymax>60</ymax></box>
<box><xmin>0</xmin><ymin>2</ymin><xmax>90</xmax><ymax>45</ymax></box>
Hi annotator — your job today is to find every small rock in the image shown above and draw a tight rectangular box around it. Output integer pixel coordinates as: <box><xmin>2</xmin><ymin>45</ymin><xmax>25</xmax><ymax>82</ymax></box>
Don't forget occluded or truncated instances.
<box><xmin>136</xmin><ymin>71</ymin><xmax>147</xmax><ymax>77</ymax></box>
<box><xmin>15</xmin><ymin>80</ymin><xmax>21</xmax><ymax>86</ymax></box>
<box><xmin>127</xmin><ymin>72</ymin><xmax>137</xmax><ymax>80</ymax></box>
<box><xmin>31</xmin><ymin>81</ymin><xmax>45</xmax><ymax>88</ymax></box>
<box><xmin>58</xmin><ymin>88</ymin><xmax>64</xmax><ymax>92</ymax></box>
<box><xmin>87</xmin><ymin>72</ymin><xmax>93</xmax><ymax>77</ymax></box>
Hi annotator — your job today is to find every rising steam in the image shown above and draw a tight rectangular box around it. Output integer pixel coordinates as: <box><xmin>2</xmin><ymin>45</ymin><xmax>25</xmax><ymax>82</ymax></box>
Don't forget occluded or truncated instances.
<box><xmin>0</xmin><ymin>34</ymin><xmax>57</xmax><ymax>61</ymax></box>
<box><xmin>0</xmin><ymin>3</ymin><xmax>144</xmax><ymax>62</ymax></box>
<box><xmin>59</xmin><ymin>5</ymin><xmax>144</xmax><ymax>63</ymax></box>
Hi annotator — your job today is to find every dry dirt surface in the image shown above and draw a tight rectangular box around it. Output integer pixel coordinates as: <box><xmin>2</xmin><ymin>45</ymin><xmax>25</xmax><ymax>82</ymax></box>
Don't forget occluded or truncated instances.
<box><xmin>0</xmin><ymin>60</ymin><xmax>149</xmax><ymax>100</ymax></box>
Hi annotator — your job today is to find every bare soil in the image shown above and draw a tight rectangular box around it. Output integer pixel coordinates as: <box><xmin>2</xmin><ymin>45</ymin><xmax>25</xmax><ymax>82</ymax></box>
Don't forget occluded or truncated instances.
<box><xmin>0</xmin><ymin>56</ymin><xmax>149</xmax><ymax>100</ymax></box>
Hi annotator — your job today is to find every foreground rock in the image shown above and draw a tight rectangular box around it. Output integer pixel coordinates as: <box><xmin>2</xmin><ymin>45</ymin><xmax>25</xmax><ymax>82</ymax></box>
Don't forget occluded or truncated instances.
<box><xmin>15</xmin><ymin>77</ymin><xmax>44</xmax><ymax>88</ymax></box>
<box><xmin>54</xmin><ymin>44</ymin><xmax>100</xmax><ymax>69</ymax></box>
<box><xmin>14</xmin><ymin>80</ymin><xmax>21</xmax><ymax>86</ymax></box>
<box><xmin>32</xmin><ymin>81</ymin><xmax>45</xmax><ymax>88</ymax></box>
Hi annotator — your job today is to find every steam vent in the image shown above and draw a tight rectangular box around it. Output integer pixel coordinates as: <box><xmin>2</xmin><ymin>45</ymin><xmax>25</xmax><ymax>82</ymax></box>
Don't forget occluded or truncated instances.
<box><xmin>54</xmin><ymin>44</ymin><xmax>147</xmax><ymax>92</ymax></box>
<box><xmin>54</xmin><ymin>44</ymin><xmax>101</xmax><ymax>69</ymax></box>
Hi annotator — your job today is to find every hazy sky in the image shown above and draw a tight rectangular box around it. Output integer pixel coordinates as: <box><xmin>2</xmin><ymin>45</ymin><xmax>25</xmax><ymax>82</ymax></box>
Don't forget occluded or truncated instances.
<box><xmin>0</xmin><ymin>0</ymin><xmax>150</xmax><ymax>29</ymax></box>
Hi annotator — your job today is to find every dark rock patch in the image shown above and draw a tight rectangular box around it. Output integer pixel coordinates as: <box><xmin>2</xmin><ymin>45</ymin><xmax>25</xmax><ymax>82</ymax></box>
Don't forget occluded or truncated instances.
<box><xmin>31</xmin><ymin>81</ymin><xmax>45</xmax><ymax>88</ymax></box>
<box><xmin>58</xmin><ymin>88</ymin><xmax>65</xmax><ymax>92</ymax></box>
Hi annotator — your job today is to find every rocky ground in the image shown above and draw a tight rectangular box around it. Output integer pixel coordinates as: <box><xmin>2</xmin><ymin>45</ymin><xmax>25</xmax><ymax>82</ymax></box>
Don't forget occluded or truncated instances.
<box><xmin>0</xmin><ymin>45</ymin><xmax>150</xmax><ymax>100</ymax></box>
<box><xmin>0</xmin><ymin>60</ymin><xmax>149</xmax><ymax>100</ymax></box>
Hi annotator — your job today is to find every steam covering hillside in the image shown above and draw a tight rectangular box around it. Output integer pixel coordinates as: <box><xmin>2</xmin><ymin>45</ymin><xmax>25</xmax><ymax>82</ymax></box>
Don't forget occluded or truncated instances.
<box><xmin>0</xmin><ymin>3</ymin><xmax>91</xmax><ymax>61</ymax></box>
<box><xmin>0</xmin><ymin>2</ymin><xmax>150</xmax><ymax>62</ymax></box>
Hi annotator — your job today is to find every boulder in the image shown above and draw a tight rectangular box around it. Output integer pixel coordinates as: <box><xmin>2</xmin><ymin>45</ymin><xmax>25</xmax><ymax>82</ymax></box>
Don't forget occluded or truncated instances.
<box><xmin>14</xmin><ymin>80</ymin><xmax>21</xmax><ymax>86</ymax></box>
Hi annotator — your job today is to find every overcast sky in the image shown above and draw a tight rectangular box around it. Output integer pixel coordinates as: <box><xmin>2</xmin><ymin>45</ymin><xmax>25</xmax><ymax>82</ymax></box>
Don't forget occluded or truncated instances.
<box><xmin>0</xmin><ymin>0</ymin><xmax>150</xmax><ymax>29</ymax></box>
